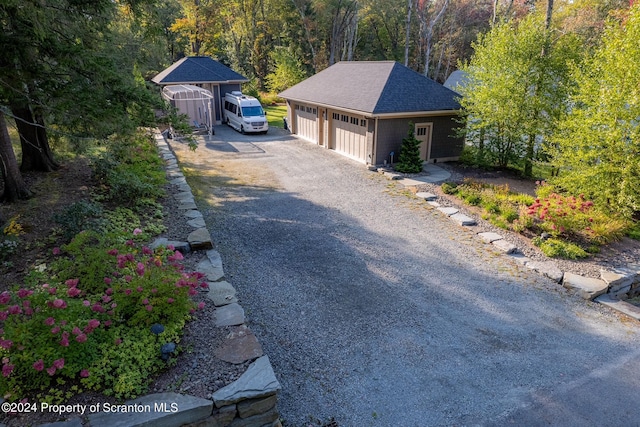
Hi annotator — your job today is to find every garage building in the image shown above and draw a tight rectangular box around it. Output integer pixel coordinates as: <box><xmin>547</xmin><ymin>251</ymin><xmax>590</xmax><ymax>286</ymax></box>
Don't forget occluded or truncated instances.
<box><xmin>279</xmin><ymin>61</ymin><xmax>464</xmax><ymax>166</ymax></box>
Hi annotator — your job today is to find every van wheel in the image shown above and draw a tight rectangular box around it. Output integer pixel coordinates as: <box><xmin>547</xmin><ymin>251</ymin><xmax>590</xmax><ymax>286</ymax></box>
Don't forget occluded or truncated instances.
<box><xmin>240</xmin><ymin>125</ymin><xmax>245</xmax><ymax>134</ymax></box>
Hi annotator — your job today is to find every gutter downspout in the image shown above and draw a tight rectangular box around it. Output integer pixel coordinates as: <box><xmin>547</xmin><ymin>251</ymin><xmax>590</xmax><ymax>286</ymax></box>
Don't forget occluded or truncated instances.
<box><xmin>372</xmin><ymin>117</ymin><xmax>379</xmax><ymax>166</ymax></box>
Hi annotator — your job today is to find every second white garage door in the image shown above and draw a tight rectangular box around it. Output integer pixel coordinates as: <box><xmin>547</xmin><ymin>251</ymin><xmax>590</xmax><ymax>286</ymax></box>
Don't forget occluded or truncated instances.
<box><xmin>331</xmin><ymin>113</ymin><xmax>367</xmax><ymax>163</ymax></box>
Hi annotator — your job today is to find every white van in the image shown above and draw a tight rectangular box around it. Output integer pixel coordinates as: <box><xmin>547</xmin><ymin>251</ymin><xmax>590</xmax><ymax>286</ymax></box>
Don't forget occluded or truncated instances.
<box><xmin>223</xmin><ymin>91</ymin><xmax>269</xmax><ymax>134</ymax></box>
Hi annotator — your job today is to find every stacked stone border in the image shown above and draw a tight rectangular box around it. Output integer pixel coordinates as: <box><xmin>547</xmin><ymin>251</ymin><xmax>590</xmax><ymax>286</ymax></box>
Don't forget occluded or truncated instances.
<box><xmin>147</xmin><ymin>129</ymin><xmax>282</xmax><ymax>427</ymax></box>
<box><xmin>408</xmin><ymin>188</ymin><xmax>640</xmax><ymax>321</ymax></box>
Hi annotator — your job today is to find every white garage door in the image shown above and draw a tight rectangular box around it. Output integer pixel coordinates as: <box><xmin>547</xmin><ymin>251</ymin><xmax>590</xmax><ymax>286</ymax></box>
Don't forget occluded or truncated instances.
<box><xmin>331</xmin><ymin>113</ymin><xmax>367</xmax><ymax>163</ymax></box>
<box><xmin>294</xmin><ymin>104</ymin><xmax>318</xmax><ymax>142</ymax></box>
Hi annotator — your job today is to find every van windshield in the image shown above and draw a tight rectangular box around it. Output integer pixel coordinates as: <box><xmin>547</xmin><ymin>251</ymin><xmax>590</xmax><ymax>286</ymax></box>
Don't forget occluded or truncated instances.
<box><xmin>241</xmin><ymin>106</ymin><xmax>264</xmax><ymax>117</ymax></box>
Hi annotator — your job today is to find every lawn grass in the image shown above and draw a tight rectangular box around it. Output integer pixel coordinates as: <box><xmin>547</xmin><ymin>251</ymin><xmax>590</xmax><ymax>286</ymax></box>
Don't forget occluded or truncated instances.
<box><xmin>264</xmin><ymin>104</ymin><xmax>287</xmax><ymax>129</ymax></box>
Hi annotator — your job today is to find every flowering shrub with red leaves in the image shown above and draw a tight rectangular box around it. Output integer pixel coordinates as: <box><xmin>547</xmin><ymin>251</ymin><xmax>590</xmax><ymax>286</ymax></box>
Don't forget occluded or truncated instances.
<box><xmin>523</xmin><ymin>192</ymin><xmax>627</xmax><ymax>245</ymax></box>
<box><xmin>0</xmin><ymin>231</ymin><xmax>206</xmax><ymax>402</ymax></box>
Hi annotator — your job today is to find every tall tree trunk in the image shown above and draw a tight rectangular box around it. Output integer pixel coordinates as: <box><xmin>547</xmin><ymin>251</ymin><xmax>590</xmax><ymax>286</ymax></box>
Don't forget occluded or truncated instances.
<box><xmin>291</xmin><ymin>0</ymin><xmax>318</xmax><ymax>72</ymax></box>
<box><xmin>12</xmin><ymin>105</ymin><xmax>59</xmax><ymax>172</ymax></box>
<box><xmin>545</xmin><ymin>0</ymin><xmax>554</xmax><ymax>30</ymax></box>
<box><xmin>420</xmin><ymin>0</ymin><xmax>449</xmax><ymax>78</ymax></box>
<box><xmin>0</xmin><ymin>111</ymin><xmax>32</xmax><ymax>202</ymax></box>
<box><xmin>524</xmin><ymin>133</ymin><xmax>535</xmax><ymax>177</ymax></box>
<box><xmin>404</xmin><ymin>0</ymin><xmax>412</xmax><ymax>66</ymax></box>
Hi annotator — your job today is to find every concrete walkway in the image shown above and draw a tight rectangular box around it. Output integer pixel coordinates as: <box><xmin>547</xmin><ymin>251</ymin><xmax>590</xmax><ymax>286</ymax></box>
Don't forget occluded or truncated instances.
<box><xmin>400</xmin><ymin>163</ymin><xmax>451</xmax><ymax>185</ymax></box>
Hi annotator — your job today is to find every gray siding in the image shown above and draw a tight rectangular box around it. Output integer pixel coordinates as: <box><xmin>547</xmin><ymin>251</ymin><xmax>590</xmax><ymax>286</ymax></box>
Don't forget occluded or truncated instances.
<box><xmin>374</xmin><ymin>115</ymin><xmax>463</xmax><ymax>165</ymax></box>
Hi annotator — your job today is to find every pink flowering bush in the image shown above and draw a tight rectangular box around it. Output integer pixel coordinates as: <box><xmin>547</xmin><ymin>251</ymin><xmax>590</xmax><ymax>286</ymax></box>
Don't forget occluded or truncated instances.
<box><xmin>0</xmin><ymin>232</ymin><xmax>206</xmax><ymax>401</ymax></box>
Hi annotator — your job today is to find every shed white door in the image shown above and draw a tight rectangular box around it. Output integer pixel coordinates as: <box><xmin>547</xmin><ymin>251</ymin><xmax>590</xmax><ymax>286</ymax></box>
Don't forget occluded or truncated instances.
<box><xmin>331</xmin><ymin>113</ymin><xmax>367</xmax><ymax>163</ymax></box>
<box><xmin>415</xmin><ymin>123</ymin><xmax>433</xmax><ymax>162</ymax></box>
<box><xmin>295</xmin><ymin>105</ymin><xmax>318</xmax><ymax>142</ymax></box>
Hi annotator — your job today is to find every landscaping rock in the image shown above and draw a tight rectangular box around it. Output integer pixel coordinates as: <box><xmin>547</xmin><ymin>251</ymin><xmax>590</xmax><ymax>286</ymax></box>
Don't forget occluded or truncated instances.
<box><xmin>40</xmin><ymin>418</ymin><xmax>83</xmax><ymax>427</ymax></box>
<box><xmin>595</xmin><ymin>294</ymin><xmax>640</xmax><ymax>321</ymax></box>
<box><xmin>179</xmin><ymin>201</ymin><xmax>198</xmax><ymax>211</ymax></box>
<box><xmin>383</xmin><ymin>171</ymin><xmax>402</xmax><ymax>180</ymax></box>
<box><xmin>228</xmin><ymin>406</ymin><xmax>279</xmax><ymax>426</ymax></box>
<box><xmin>174</xmin><ymin>191</ymin><xmax>194</xmax><ymax>201</ymax></box>
<box><xmin>450</xmin><ymin>213</ymin><xmax>476</xmax><ymax>226</ymax></box>
<box><xmin>236</xmin><ymin>395</ymin><xmax>278</xmax><ymax>419</ymax></box>
<box><xmin>87</xmin><ymin>392</ymin><xmax>213</xmax><ymax>427</ymax></box>
<box><xmin>177</xmin><ymin>183</ymin><xmax>192</xmax><ymax>193</ymax></box>
<box><xmin>211</xmin><ymin>356</ymin><xmax>281</xmax><ymax>408</ymax></box>
<box><xmin>167</xmin><ymin>170</ymin><xmax>183</xmax><ymax>179</ymax></box>
<box><xmin>187</xmin><ymin>217</ymin><xmax>207</xmax><ymax>228</ymax></box>
<box><xmin>491</xmin><ymin>239</ymin><xmax>517</xmax><ymax>254</ymax></box>
<box><xmin>149</xmin><ymin>238</ymin><xmax>190</xmax><ymax>254</ymax></box>
<box><xmin>169</xmin><ymin>176</ymin><xmax>186</xmax><ymax>186</ymax></box>
<box><xmin>214</xmin><ymin>325</ymin><xmax>263</xmax><ymax>364</ymax></box>
<box><xmin>563</xmin><ymin>272</ymin><xmax>609</xmax><ymax>300</ymax></box>
<box><xmin>416</xmin><ymin>192</ymin><xmax>437</xmax><ymax>201</ymax></box>
<box><xmin>215</xmin><ymin>303</ymin><xmax>245</xmax><ymax>327</ymax></box>
<box><xmin>437</xmin><ymin>206</ymin><xmax>459</xmax><ymax>216</ymax></box>
<box><xmin>427</xmin><ymin>201</ymin><xmax>441</xmax><ymax>207</ymax></box>
<box><xmin>188</xmin><ymin>228</ymin><xmax>213</xmax><ymax>251</ymax></box>
<box><xmin>197</xmin><ymin>250</ymin><xmax>225</xmax><ymax>282</ymax></box>
<box><xmin>601</xmin><ymin>268</ymin><xmax>635</xmax><ymax>298</ymax></box>
<box><xmin>507</xmin><ymin>253</ymin><xmax>530</xmax><ymax>265</ymax></box>
<box><xmin>207</xmin><ymin>281</ymin><xmax>237</xmax><ymax>306</ymax></box>
<box><xmin>478</xmin><ymin>232</ymin><xmax>504</xmax><ymax>244</ymax></box>
<box><xmin>525</xmin><ymin>261</ymin><xmax>564</xmax><ymax>283</ymax></box>
<box><xmin>184</xmin><ymin>405</ymin><xmax>237</xmax><ymax>427</ymax></box>
<box><xmin>184</xmin><ymin>210</ymin><xmax>203</xmax><ymax>219</ymax></box>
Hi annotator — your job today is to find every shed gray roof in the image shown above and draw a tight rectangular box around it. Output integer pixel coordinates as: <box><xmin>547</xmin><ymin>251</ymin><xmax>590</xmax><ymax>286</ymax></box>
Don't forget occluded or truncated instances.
<box><xmin>279</xmin><ymin>61</ymin><xmax>460</xmax><ymax>115</ymax></box>
<box><xmin>152</xmin><ymin>56</ymin><xmax>248</xmax><ymax>85</ymax></box>
<box><xmin>443</xmin><ymin>70</ymin><xmax>468</xmax><ymax>95</ymax></box>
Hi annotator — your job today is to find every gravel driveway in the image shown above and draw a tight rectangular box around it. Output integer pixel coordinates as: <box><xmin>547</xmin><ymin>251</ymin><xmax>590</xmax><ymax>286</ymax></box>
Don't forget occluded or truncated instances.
<box><xmin>175</xmin><ymin>126</ymin><xmax>640</xmax><ymax>426</ymax></box>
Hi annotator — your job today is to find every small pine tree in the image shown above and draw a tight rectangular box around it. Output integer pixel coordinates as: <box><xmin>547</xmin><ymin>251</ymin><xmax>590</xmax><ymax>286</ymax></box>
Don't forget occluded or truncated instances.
<box><xmin>395</xmin><ymin>122</ymin><xmax>423</xmax><ymax>173</ymax></box>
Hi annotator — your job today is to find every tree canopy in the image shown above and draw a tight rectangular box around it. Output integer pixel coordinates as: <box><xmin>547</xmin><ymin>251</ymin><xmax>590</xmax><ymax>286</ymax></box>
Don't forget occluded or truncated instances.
<box><xmin>550</xmin><ymin>4</ymin><xmax>640</xmax><ymax>217</ymax></box>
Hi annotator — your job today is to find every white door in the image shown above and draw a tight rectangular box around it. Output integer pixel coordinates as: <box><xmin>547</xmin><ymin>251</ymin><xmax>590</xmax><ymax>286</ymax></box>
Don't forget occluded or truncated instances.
<box><xmin>415</xmin><ymin>123</ymin><xmax>433</xmax><ymax>162</ymax></box>
<box><xmin>331</xmin><ymin>113</ymin><xmax>367</xmax><ymax>163</ymax></box>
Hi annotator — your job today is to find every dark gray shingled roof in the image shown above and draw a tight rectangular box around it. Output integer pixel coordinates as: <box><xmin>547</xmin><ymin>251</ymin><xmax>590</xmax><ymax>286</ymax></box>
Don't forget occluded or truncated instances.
<box><xmin>279</xmin><ymin>61</ymin><xmax>460</xmax><ymax>115</ymax></box>
<box><xmin>152</xmin><ymin>56</ymin><xmax>248</xmax><ymax>85</ymax></box>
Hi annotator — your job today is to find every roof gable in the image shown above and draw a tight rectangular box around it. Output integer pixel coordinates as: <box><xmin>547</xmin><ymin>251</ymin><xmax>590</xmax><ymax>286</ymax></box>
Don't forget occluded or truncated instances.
<box><xmin>152</xmin><ymin>57</ymin><xmax>248</xmax><ymax>85</ymax></box>
<box><xmin>279</xmin><ymin>61</ymin><xmax>460</xmax><ymax>115</ymax></box>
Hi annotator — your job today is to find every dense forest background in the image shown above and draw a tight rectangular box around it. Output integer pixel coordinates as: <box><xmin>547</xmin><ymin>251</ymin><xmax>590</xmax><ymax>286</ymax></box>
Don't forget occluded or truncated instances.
<box><xmin>0</xmin><ymin>0</ymin><xmax>638</xmax><ymax>216</ymax></box>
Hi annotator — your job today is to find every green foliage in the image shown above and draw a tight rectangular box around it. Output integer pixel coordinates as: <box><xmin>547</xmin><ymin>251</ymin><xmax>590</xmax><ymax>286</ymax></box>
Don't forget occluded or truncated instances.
<box><xmin>0</xmin><ymin>130</ymin><xmax>196</xmax><ymax>402</ymax></box>
<box><xmin>459</xmin><ymin>13</ymin><xmax>580</xmax><ymax>171</ymax></box>
<box><xmin>549</xmin><ymin>5</ymin><xmax>640</xmax><ymax>218</ymax></box>
<box><xmin>628</xmin><ymin>223</ymin><xmax>640</xmax><ymax>241</ymax></box>
<box><xmin>395</xmin><ymin>123</ymin><xmax>424</xmax><ymax>174</ymax></box>
<box><xmin>0</xmin><ymin>238</ymin><xmax>204</xmax><ymax>401</ymax></box>
<box><xmin>523</xmin><ymin>191</ymin><xmax>629</xmax><ymax>245</ymax></box>
<box><xmin>54</xmin><ymin>201</ymin><xmax>103</xmax><ymax>241</ymax></box>
<box><xmin>264</xmin><ymin>104</ymin><xmax>288</xmax><ymax>129</ymax></box>
<box><xmin>259</xmin><ymin>92</ymin><xmax>285</xmax><ymax>106</ymax></box>
<box><xmin>265</xmin><ymin>47</ymin><xmax>308</xmax><ymax>93</ymax></box>
<box><xmin>441</xmin><ymin>182</ymin><xmax>459</xmax><ymax>195</ymax></box>
<box><xmin>91</xmin><ymin>131</ymin><xmax>166</xmax><ymax>205</ymax></box>
<box><xmin>532</xmin><ymin>237</ymin><xmax>589</xmax><ymax>259</ymax></box>
<box><xmin>0</xmin><ymin>216</ymin><xmax>23</xmax><ymax>262</ymax></box>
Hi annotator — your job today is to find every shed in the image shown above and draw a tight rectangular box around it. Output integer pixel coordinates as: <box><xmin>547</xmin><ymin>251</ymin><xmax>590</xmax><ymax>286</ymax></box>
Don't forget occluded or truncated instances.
<box><xmin>152</xmin><ymin>56</ymin><xmax>248</xmax><ymax>125</ymax></box>
<box><xmin>162</xmin><ymin>85</ymin><xmax>214</xmax><ymax>133</ymax></box>
<box><xmin>279</xmin><ymin>61</ymin><xmax>464</xmax><ymax>166</ymax></box>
